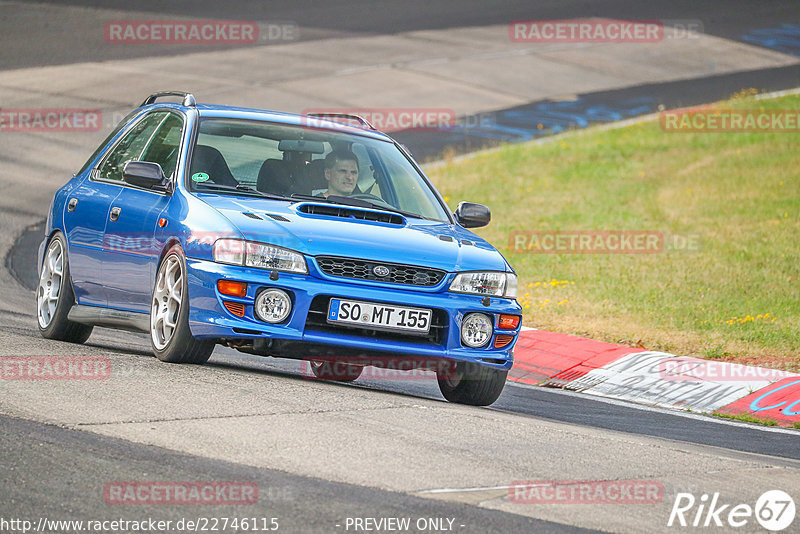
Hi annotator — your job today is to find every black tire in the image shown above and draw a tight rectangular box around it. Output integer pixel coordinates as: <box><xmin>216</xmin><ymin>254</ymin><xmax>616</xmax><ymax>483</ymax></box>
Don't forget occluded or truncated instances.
<box><xmin>36</xmin><ymin>232</ymin><xmax>93</xmax><ymax>343</ymax></box>
<box><xmin>437</xmin><ymin>361</ymin><xmax>507</xmax><ymax>406</ymax></box>
<box><xmin>150</xmin><ymin>246</ymin><xmax>214</xmax><ymax>364</ymax></box>
<box><xmin>309</xmin><ymin>360</ymin><xmax>363</xmax><ymax>382</ymax></box>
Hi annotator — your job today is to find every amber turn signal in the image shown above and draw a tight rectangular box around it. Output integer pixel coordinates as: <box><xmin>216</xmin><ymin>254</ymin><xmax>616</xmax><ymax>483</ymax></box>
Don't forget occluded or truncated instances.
<box><xmin>498</xmin><ymin>314</ymin><xmax>521</xmax><ymax>330</ymax></box>
<box><xmin>217</xmin><ymin>279</ymin><xmax>248</xmax><ymax>298</ymax></box>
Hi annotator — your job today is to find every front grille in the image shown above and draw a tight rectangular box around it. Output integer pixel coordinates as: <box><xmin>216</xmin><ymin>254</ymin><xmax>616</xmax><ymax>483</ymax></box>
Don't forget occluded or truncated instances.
<box><xmin>305</xmin><ymin>296</ymin><xmax>447</xmax><ymax>345</ymax></box>
<box><xmin>316</xmin><ymin>256</ymin><xmax>446</xmax><ymax>287</ymax></box>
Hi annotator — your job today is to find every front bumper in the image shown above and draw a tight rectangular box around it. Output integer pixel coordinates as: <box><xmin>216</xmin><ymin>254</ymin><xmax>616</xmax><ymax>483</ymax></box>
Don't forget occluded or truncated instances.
<box><xmin>186</xmin><ymin>258</ymin><xmax>521</xmax><ymax>370</ymax></box>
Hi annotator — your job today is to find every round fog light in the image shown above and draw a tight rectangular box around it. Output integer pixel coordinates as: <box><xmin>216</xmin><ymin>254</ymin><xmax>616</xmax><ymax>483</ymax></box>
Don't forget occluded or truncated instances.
<box><xmin>255</xmin><ymin>289</ymin><xmax>292</xmax><ymax>323</ymax></box>
<box><xmin>461</xmin><ymin>313</ymin><xmax>492</xmax><ymax>348</ymax></box>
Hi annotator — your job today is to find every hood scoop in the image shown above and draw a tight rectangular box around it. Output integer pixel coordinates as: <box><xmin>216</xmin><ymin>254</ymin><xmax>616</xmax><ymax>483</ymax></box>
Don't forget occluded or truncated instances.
<box><xmin>298</xmin><ymin>203</ymin><xmax>404</xmax><ymax>225</ymax></box>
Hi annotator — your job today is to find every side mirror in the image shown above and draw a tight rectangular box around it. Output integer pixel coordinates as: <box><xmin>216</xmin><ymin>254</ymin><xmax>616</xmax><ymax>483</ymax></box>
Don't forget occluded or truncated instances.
<box><xmin>454</xmin><ymin>201</ymin><xmax>491</xmax><ymax>228</ymax></box>
<box><xmin>123</xmin><ymin>161</ymin><xmax>167</xmax><ymax>190</ymax></box>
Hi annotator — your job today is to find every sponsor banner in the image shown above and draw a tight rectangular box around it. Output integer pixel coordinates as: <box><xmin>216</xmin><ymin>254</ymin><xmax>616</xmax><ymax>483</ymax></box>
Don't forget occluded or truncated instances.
<box><xmin>510</xmin><ymin>480</ymin><xmax>663</xmax><ymax>504</ymax></box>
<box><xmin>0</xmin><ymin>109</ymin><xmax>102</xmax><ymax>132</ymax></box>
<box><xmin>104</xmin><ymin>482</ymin><xmax>258</xmax><ymax>505</ymax></box>
<box><xmin>1</xmin><ymin>357</ymin><xmax>111</xmax><ymax>380</ymax></box>
<box><xmin>578</xmin><ymin>352</ymin><xmax>779</xmax><ymax>413</ymax></box>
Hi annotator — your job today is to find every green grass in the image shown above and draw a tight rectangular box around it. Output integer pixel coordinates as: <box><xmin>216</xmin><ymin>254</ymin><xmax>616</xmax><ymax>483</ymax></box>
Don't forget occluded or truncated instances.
<box><xmin>711</xmin><ymin>411</ymin><xmax>779</xmax><ymax>427</ymax></box>
<box><xmin>427</xmin><ymin>92</ymin><xmax>800</xmax><ymax>365</ymax></box>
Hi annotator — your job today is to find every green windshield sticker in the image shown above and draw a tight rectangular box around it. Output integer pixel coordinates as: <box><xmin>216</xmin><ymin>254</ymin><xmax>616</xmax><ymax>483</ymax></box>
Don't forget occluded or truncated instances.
<box><xmin>192</xmin><ymin>172</ymin><xmax>209</xmax><ymax>182</ymax></box>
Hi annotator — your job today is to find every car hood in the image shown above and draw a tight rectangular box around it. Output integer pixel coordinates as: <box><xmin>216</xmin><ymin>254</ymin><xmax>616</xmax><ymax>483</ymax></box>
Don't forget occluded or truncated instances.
<box><xmin>196</xmin><ymin>195</ymin><xmax>511</xmax><ymax>273</ymax></box>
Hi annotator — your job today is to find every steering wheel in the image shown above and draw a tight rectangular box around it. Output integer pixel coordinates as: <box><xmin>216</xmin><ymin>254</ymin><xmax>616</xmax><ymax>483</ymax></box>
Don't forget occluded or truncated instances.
<box><xmin>348</xmin><ymin>193</ymin><xmax>392</xmax><ymax>207</ymax></box>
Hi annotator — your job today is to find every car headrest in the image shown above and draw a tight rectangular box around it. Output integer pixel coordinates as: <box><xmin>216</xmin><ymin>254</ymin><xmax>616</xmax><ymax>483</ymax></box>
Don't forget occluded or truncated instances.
<box><xmin>190</xmin><ymin>145</ymin><xmax>237</xmax><ymax>186</ymax></box>
<box><xmin>257</xmin><ymin>159</ymin><xmax>293</xmax><ymax>196</ymax></box>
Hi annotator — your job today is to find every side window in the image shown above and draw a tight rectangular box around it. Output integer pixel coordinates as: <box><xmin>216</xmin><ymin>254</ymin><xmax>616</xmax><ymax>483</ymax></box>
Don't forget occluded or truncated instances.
<box><xmin>77</xmin><ymin>109</ymin><xmax>140</xmax><ymax>175</ymax></box>
<box><xmin>96</xmin><ymin>112</ymin><xmax>167</xmax><ymax>182</ymax></box>
<box><xmin>140</xmin><ymin>113</ymin><xmax>184</xmax><ymax>179</ymax></box>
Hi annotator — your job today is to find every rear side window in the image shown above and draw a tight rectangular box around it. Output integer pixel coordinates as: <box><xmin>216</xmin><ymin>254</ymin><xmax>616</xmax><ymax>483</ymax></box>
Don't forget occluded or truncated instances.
<box><xmin>76</xmin><ymin>110</ymin><xmax>139</xmax><ymax>175</ymax></box>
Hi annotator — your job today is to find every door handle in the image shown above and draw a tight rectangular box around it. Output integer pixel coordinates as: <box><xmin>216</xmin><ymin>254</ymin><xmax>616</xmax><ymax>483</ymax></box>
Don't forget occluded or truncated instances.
<box><xmin>109</xmin><ymin>207</ymin><xmax>121</xmax><ymax>222</ymax></box>
<box><xmin>67</xmin><ymin>198</ymin><xmax>78</xmax><ymax>212</ymax></box>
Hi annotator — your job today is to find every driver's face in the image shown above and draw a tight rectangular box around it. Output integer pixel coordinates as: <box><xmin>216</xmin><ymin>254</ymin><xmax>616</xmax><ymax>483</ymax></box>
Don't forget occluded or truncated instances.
<box><xmin>325</xmin><ymin>159</ymin><xmax>358</xmax><ymax>196</ymax></box>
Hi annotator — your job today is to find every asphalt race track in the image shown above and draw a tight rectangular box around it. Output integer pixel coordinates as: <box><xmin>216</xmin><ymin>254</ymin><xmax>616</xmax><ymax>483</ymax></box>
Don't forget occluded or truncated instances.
<box><xmin>1</xmin><ymin>2</ymin><xmax>799</xmax><ymax>533</ymax></box>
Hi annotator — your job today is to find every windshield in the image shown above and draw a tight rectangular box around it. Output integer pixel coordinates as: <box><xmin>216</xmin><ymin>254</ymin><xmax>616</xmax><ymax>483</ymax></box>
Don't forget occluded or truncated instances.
<box><xmin>187</xmin><ymin>118</ymin><xmax>449</xmax><ymax>222</ymax></box>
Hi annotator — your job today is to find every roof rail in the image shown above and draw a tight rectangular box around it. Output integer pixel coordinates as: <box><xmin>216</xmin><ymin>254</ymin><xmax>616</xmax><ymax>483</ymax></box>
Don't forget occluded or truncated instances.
<box><xmin>140</xmin><ymin>91</ymin><xmax>196</xmax><ymax>107</ymax></box>
<box><xmin>305</xmin><ymin>113</ymin><xmax>376</xmax><ymax>130</ymax></box>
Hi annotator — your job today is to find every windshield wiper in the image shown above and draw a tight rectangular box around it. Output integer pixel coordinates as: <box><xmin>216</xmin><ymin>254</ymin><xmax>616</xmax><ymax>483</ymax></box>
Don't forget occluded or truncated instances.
<box><xmin>193</xmin><ymin>182</ymin><xmax>290</xmax><ymax>201</ymax></box>
<box><xmin>290</xmin><ymin>194</ymin><xmax>433</xmax><ymax>221</ymax></box>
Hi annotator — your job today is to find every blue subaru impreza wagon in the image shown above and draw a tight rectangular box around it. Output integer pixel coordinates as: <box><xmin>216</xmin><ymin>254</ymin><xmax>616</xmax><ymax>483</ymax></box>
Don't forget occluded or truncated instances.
<box><xmin>37</xmin><ymin>91</ymin><xmax>521</xmax><ymax>405</ymax></box>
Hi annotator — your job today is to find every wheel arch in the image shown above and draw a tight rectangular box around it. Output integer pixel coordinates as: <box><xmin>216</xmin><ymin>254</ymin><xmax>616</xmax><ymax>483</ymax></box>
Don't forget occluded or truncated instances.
<box><xmin>39</xmin><ymin>229</ymin><xmax>79</xmax><ymax>298</ymax></box>
<box><xmin>156</xmin><ymin>238</ymin><xmax>185</xmax><ymax>270</ymax></box>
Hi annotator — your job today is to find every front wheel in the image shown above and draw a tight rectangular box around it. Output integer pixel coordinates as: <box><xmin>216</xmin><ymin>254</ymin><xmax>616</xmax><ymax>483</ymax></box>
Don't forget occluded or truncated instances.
<box><xmin>150</xmin><ymin>246</ymin><xmax>214</xmax><ymax>364</ymax></box>
<box><xmin>37</xmin><ymin>233</ymin><xmax>93</xmax><ymax>343</ymax></box>
<box><xmin>437</xmin><ymin>361</ymin><xmax>507</xmax><ymax>406</ymax></box>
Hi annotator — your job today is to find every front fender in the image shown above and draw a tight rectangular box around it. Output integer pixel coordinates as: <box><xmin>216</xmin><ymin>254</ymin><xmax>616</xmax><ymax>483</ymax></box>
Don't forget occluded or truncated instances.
<box><xmin>153</xmin><ymin>189</ymin><xmax>244</xmax><ymax>264</ymax></box>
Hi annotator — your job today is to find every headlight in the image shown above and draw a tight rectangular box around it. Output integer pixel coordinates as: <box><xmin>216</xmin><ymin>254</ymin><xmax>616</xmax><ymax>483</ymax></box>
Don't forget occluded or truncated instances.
<box><xmin>213</xmin><ymin>239</ymin><xmax>245</xmax><ymax>265</ymax></box>
<box><xmin>449</xmin><ymin>272</ymin><xmax>517</xmax><ymax>298</ymax></box>
<box><xmin>213</xmin><ymin>239</ymin><xmax>307</xmax><ymax>274</ymax></box>
<box><xmin>245</xmin><ymin>242</ymin><xmax>307</xmax><ymax>273</ymax></box>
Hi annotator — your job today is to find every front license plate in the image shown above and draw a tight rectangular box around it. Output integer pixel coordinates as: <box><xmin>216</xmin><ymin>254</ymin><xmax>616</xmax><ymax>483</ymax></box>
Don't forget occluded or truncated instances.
<box><xmin>327</xmin><ymin>299</ymin><xmax>432</xmax><ymax>334</ymax></box>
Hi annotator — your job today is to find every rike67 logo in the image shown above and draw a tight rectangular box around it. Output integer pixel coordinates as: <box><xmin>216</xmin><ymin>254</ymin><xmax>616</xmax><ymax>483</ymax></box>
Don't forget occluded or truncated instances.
<box><xmin>668</xmin><ymin>490</ymin><xmax>795</xmax><ymax>531</ymax></box>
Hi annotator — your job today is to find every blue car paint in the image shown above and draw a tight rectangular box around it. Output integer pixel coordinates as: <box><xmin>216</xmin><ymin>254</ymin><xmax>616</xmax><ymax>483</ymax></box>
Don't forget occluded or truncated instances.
<box><xmin>42</xmin><ymin>102</ymin><xmax>522</xmax><ymax>370</ymax></box>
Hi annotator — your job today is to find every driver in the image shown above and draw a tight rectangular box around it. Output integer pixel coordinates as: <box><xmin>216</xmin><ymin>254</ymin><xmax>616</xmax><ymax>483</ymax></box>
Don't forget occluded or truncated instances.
<box><xmin>320</xmin><ymin>149</ymin><xmax>359</xmax><ymax>197</ymax></box>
